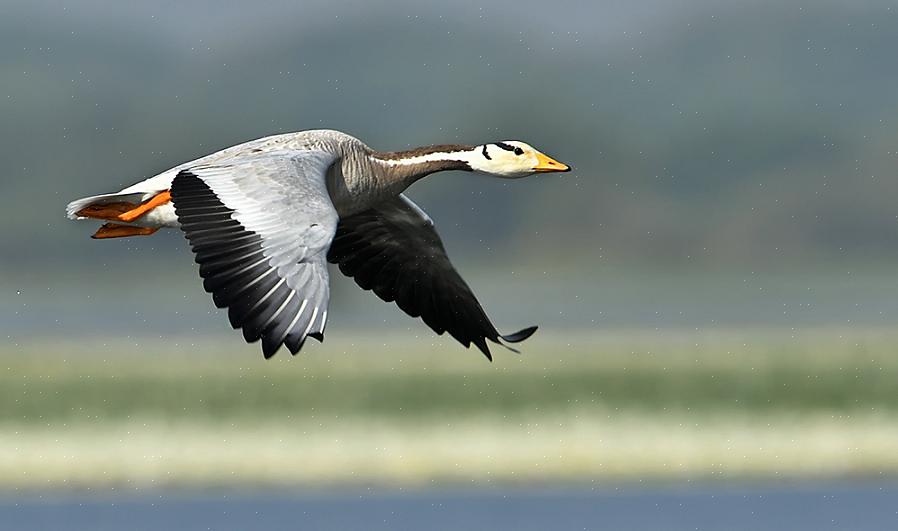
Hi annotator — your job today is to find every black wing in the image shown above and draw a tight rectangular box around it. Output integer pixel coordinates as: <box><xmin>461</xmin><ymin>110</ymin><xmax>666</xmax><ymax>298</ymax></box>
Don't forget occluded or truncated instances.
<box><xmin>327</xmin><ymin>195</ymin><xmax>536</xmax><ymax>360</ymax></box>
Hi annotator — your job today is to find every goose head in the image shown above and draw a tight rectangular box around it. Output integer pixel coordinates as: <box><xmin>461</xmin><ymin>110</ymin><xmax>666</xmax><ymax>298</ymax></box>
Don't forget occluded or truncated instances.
<box><xmin>471</xmin><ymin>141</ymin><xmax>570</xmax><ymax>178</ymax></box>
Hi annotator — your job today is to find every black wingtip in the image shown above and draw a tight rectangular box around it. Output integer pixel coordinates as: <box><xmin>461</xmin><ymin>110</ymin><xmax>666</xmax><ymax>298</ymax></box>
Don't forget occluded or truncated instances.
<box><xmin>262</xmin><ymin>343</ymin><xmax>279</xmax><ymax>359</ymax></box>
<box><xmin>286</xmin><ymin>339</ymin><xmax>306</xmax><ymax>356</ymax></box>
<box><xmin>308</xmin><ymin>332</ymin><xmax>325</xmax><ymax>343</ymax></box>
<box><xmin>472</xmin><ymin>337</ymin><xmax>493</xmax><ymax>362</ymax></box>
<box><xmin>500</xmin><ymin>325</ymin><xmax>538</xmax><ymax>344</ymax></box>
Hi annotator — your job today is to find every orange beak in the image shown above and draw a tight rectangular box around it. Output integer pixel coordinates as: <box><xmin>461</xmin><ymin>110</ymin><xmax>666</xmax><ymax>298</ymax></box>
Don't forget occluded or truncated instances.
<box><xmin>533</xmin><ymin>152</ymin><xmax>571</xmax><ymax>173</ymax></box>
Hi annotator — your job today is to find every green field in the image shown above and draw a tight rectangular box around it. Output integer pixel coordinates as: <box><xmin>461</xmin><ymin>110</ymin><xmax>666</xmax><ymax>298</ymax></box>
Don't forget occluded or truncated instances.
<box><xmin>3</xmin><ymin>329</ymin><xmax>898</xmax><ymax>488</ymax></box>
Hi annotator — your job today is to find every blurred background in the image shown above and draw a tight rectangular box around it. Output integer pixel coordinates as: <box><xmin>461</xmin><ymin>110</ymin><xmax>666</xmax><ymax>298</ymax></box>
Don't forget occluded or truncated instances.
<box><xmin>3</xmin><ymin>0</ymin><xmax>898</xmax><ymax>529</ymax></box>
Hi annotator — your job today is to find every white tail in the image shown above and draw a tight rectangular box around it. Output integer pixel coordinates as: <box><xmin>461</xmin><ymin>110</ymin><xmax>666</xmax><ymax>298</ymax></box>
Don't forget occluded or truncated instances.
<box><xmin>66</xmin><ymin>192</ymin><xmax>146</xmax><ymax>220</ymax></box>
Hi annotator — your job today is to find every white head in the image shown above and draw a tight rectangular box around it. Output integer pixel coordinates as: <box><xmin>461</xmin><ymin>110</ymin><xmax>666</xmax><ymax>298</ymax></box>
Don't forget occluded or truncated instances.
<box><xmin>469</xmin><ymin>141</ymin><xmax>570</xmax><ymax>178</ymax></box>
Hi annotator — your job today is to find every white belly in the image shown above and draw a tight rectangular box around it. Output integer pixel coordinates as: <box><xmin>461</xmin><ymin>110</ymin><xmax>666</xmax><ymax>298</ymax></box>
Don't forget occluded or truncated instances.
<box><xmin>133</xmin><ymin>202</ymin><xmax>178</xmax><ymax>228</ymax></box>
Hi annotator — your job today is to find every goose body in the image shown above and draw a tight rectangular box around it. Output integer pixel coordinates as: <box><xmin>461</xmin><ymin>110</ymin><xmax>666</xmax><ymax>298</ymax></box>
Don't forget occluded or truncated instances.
<box><xmin>67</xmin><ymin>129</ymin><xmax>570</xmax><ymax>359</ymax></box>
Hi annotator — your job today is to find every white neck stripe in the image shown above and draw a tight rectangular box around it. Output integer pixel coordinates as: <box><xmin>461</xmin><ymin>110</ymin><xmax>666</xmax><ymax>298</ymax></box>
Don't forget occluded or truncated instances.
<box><xmin>371</xmin><ymin>149</ymin><xmax>480</xmax><ymax>167</ymax></box>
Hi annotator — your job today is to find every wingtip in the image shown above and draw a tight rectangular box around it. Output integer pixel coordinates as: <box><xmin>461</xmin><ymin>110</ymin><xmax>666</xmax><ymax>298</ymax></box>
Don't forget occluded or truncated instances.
<box><xmin>286</xmin><ymin>338</ymin><xmax>306</xmax><ymax>356</ymax></box>
<box><xmin>261</xmin><ymin>331</ymin><xmax>290</xmax><ymax>359</ymax></box>
<box><xmin>500</xmin><ymin>325</ymin><xmax>538</xmax><ymax>344</ymax></box>
<box><xmin>472</xmin><ymin>337</ymin><xmax>493</xmax><ymax>361</ymax></box>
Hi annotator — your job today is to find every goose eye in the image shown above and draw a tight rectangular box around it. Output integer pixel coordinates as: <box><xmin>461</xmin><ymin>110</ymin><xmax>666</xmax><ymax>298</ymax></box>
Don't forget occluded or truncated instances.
<box><xmin>514</xmin><ymin>147</ymin><xmax>524</xmax><ymax>156</ymax></box>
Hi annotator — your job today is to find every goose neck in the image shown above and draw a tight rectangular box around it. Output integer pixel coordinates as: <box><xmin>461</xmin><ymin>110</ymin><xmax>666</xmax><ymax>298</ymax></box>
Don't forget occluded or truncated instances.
<box><xmin>370</xmin><ymin>144</ymin><xmax>476</xmax><ymax>183</ymax></box>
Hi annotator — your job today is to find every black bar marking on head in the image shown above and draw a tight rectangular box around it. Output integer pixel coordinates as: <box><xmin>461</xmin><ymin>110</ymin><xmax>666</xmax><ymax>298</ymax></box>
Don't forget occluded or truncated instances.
<box><xmin>494</xmin><ymin>142</ymin><xmax>515</xmax><ymax>152</ymax></box>
<box><xmin>481</xmin><ymin>145</ymin><xmax>492</xmax><ymax>160</ymax></box>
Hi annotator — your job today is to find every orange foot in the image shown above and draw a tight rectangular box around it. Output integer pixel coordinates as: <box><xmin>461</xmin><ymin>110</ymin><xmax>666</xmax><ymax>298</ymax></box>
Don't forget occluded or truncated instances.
<box><xmin>76</xmin><ymin>202</ymin><xmax>137</xmax><ymax>221</ymax></box>
<box><xmin>92</xmin><ymin>223</ymin><xmax>160</xmax><ymax>239</ymax></box>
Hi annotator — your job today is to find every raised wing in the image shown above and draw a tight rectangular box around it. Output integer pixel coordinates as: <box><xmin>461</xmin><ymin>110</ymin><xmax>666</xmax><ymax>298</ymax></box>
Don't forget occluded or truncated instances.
<box><xmin>327</xmin><ymin>194</ymin><xmax>537</xmax><ymax>360</ymax></box>
<box><xmin>170</xmin><ymin>151</ymin><xmax>339</xmax><ymax>358</ymax></box>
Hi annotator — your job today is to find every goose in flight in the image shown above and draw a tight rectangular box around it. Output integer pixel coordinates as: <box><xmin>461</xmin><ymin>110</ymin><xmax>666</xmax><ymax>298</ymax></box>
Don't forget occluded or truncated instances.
<box><xmin>66</xmin><ymin>130</ymin><xmax>570</xmax><ymax>359</ymax></box>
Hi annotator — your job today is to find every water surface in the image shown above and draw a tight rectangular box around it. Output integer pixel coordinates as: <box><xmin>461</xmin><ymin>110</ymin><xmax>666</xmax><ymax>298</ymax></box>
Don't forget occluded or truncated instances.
<box><xmin>4</xmin><ymin>481</ymin><xmax>895</xmax><ymax>531</ymax></box>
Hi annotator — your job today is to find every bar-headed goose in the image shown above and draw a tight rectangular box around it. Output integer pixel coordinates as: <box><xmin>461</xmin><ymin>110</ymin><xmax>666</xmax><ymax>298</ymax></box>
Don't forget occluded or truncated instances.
<box><xmin>66</xmin><ymin>130</ymin><xmax>570</xmax><ymax>359</ymax></box>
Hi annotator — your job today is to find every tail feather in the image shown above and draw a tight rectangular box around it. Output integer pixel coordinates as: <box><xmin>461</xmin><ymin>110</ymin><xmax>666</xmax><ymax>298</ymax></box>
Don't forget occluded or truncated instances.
<box><xmin>66</xmin><ymin>192</ymin><xmax>146</xmax><ymax>220</ymax></box>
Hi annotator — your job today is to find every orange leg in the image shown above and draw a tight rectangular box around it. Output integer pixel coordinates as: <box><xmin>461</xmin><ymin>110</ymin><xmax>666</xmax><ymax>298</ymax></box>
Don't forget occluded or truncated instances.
<box><xmin>92</xmin><ymin>223</ymin><xmax>160</xmax><ymax>239</ymax></box>
<box><xmin>118</xmin><ymin>190</ymin><xmax>172</xmax><ymax>222</ymax></box>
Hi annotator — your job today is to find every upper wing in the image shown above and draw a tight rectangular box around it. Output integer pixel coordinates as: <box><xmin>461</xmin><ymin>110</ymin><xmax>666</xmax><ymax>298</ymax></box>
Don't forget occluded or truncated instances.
<box><xmin>327</xmin><ymin>194</ymin><xmax>537</xmax><ymax>360</ymax></box>
<box><xmin>170</xmin><ymin>151</ymin><xmax>339</xmax><ymax>358</ymax></box>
